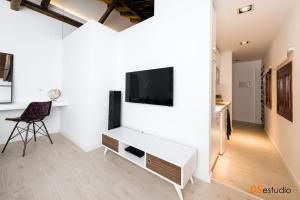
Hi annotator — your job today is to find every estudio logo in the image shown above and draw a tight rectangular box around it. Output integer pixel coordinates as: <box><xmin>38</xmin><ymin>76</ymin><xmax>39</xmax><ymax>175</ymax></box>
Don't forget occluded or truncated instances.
<box><xmin>250</xmin><ymin>185</ymin><xmax>292</xmax><ymax>194</ymax></box>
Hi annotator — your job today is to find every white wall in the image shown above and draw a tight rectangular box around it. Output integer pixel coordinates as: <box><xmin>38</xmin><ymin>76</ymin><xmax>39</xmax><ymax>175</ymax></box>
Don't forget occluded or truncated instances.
<box><xmin>0</xmin><ymin>1</ymin><xmax>66</xmax><ymax>144</ymax></box>
<box><xmin>0</xmin><ymin>86</ymin><xmax>11</xmax><ymax>103</ymax></box>
<box><xmin>232</xmin><ymin>60</ymin><xmax>262</xmax><ymax>124</ymax></box>
<box><xmin>216</xmin><ymin>51</ymin><xmax>232</xmax><ymax>120</ymax></box>
<box><xmin>62</xmin><ymin>23</ymin><xmax>77</xmax><ymax>38</ymax></box>
<box><xmin>216</xmin><ymin>51</ymin><xmax>232</xmax><ymax>102</ymax></box>
<box><xmin>117</xmin><ymin>0</ymin><xmax>213</xmax><ymax>182</ymax></box>
<box><xmin>61</xmin><ymin>21</ymin><xmax>118</xmax><ymax>151</ymax></box>
<box><xmin>0</xmin><ymin>1</ymin><xmax>64</xmax><ymax>102</ymax></box>
<box><xmin>210</xmin><ymin>5</ymin><xmax>219</xmax><ymax>170</ymax></box>
<box><xmin>263</xmin><ymin>0</ymin><xmax>300</xmax><ymax>186</ymax></box>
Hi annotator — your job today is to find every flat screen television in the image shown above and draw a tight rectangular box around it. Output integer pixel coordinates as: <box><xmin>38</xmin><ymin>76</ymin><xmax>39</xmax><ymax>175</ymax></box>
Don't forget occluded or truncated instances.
<box><xmin>126</xmin><ymin>67</ymin><xmax>173</xmax><ymax>106</ymax></box>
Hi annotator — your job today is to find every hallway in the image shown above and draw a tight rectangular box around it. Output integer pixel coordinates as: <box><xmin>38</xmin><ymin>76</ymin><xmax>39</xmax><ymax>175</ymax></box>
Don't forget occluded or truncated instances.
<box><xmin>212</xmin><ymin>122</ymin><xmax>300</xmax><ymax>200</ymax></box>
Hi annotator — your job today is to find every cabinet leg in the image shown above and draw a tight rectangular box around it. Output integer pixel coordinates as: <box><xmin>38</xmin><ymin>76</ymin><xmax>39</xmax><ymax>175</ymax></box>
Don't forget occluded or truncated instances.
<box><xmin>104</xmin><ymin>147</ymin><xmax>108</xmax><ymax>156</ymax></box>
<box><xmin>190</xmin><ymin>177</ymin><xmax>194</xmax><ymax>184</ymax></box>
<box><xmin>174</xmin><ymin>185</ymin><xmax>183</xmax><ymax>200</ymax></box>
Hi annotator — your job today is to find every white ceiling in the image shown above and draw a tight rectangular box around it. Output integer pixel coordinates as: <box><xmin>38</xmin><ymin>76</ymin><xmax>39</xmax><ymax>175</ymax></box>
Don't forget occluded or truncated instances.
<box><xmin>214</xmin><ymin>0</ymin><xmax>294</xmax><ymax>61</ymax></box>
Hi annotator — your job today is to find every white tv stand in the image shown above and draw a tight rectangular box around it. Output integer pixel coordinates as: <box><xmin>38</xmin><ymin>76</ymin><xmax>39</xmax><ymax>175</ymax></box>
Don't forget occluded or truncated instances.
<box><xmin>102</xmin><ymin>127</ymin><xmax>197</xmax><ymax>200</ymax></box>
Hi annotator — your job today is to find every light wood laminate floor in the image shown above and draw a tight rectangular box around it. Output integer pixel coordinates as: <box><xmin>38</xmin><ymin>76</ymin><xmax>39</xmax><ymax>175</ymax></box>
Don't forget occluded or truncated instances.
<box><xmin>0</xmin><ymin>134</ymin><xmax>259</xmax><ymax>200</ymax></box>
<box><xmin>212</xmin><ymin>122</ymin><xmax>300</xmax><ymax>200</ymax></box>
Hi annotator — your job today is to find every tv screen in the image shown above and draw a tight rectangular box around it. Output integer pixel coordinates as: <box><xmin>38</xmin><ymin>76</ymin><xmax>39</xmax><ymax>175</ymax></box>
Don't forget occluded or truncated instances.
<box><xmin>126</xmin><ymin>67</ymin><xmax>173</xmax><ymax>106</ymax></box>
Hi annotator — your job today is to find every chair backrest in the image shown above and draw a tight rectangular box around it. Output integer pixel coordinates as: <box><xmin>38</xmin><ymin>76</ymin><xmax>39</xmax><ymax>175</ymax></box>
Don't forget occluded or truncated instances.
<box><xmin>20</xmin><ymin>101</ymin><xmax>52</xmax><ymax>122</ymax></box>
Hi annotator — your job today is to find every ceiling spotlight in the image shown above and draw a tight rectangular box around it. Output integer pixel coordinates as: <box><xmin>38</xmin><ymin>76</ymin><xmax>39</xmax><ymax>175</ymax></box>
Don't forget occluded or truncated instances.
<box><xmin>238</xmin><ymin>4</ymin><xmax>254</xmax><ymax>14</ymax></box>
<box><xmin>240</xmin><ymin>41</ymin><xmax>249</xmax><ymax>45</ymax></box>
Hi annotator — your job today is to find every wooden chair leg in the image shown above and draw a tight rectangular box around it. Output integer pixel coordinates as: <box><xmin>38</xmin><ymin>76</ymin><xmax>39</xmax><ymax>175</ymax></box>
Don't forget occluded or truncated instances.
<box><xmin>41</xmin><ymin>121</ymin><xmax>53</xmax><ymax>144</ymax></box>
<box><xmin>1</xmin><ymin>122</ymin><xmax>19</xmax><ymax>153</ymax></box>
<box><xmin>33</xmin><ymin>122</ymin><xmax>36</xmax><ymax>142</ymax></box>
<box><xmin>22</xmin><ymin>123</ymin><xmax>30</xmax><ymax>157</ymax></box>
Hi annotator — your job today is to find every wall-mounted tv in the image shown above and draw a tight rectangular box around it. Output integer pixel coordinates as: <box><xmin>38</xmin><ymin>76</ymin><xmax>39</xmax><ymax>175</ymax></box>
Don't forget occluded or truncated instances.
<box><xmin>125</xmin><ymin>67</ymin><xmax>173</xmax><ymax>106</ymax></box>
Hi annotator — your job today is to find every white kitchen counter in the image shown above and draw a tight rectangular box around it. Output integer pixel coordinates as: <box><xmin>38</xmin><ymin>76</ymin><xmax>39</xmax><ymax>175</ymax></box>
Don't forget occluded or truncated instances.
<box><xmin>215</xmin><ymin>102</ymin><xmax>230</xmax><ymax>114</ymax></box>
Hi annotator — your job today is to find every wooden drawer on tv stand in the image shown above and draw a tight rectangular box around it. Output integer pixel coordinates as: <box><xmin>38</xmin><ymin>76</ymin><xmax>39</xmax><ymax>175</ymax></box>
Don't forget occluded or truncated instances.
<box><xmin>102</xmin><ymin>134</ymin><xmax>119</xmax><ymax>152</ymax></box>
<box><xmin>146</xmin><ymin>153</ymin><xmax>181</xmax><ymax>185</ymax></box>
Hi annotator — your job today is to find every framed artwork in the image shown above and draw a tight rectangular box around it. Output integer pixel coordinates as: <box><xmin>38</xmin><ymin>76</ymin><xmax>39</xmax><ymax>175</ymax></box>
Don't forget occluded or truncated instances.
<box><xmin>277</xmin><ymin>61</ymin><xmax>293</xmax><ymax>122</ymax></box>
<box><xmin>265</xmin><ymin>69</ymin><xmax>272</xmax><ymax>109</ymax></box>
<box><xmin>0</xmin><ymin>52</ymin><xmax>13</xmax><ymax>104</ymax></box>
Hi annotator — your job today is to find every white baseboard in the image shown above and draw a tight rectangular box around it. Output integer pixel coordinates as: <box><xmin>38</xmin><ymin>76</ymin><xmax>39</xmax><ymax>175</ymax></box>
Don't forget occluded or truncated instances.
<box><xmin>0</xmin><ymin>131</ymin><xmax>58</xmax><ymax>145</ymax></box>
<box><xmin>194</xmin><ymin>169</ymin><xmax>211</xmax><ymax>184</ymax></box>
<box><xmin>266</xmin><ymin>132</ymin><xmax>300</xmax><ymax>187</ymax></box>
<box><xmin>60</xmin><ymin>132</ymin><xmax>100</xmax><ymax>152</ymax></box>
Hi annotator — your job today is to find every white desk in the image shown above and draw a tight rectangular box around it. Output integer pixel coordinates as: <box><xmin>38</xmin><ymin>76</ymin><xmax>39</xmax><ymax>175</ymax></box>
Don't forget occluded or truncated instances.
<box><xmin>0</xmin><ymin>101</ymin><xmax>68</xmax><ymax>111</ymax></box>
<box><xmin>215</xmin><ymin>102</ymin><xmax>230</xmax><ymax>114</ymax></box>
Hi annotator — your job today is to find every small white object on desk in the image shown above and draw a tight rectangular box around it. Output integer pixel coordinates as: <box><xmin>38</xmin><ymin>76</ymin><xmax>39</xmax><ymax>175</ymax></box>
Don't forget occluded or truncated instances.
<box><xmin>47</xmin><ymin>89</ymin><xmax>62</xmax><ymax>101</ymax></box>
<box><xmin>0</xmin><ymin>101</ymin><xmax>68</xmax><ymax>111</ymax></box>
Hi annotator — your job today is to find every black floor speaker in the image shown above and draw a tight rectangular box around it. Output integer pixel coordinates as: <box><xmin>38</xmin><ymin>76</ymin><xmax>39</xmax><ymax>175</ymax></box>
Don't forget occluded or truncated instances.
<box><xmin>108</xmin><ymin>91</ymin><xmax>121</xmax><ymax>130</ymax></box>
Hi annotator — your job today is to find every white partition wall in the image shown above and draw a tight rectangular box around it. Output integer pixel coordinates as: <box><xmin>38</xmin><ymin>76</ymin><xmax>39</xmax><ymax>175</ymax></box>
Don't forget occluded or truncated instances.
<box><xmin>117</xmin><ymin>0</ymin><xmax>213</xmax><ymax>182</ymax></box>
<box><xmin>61</xmin><ymin>0</ymin><xmax>213</xmax><ymax>183</ymax></box>
<box><xmin>61</xmin><ymin>21</ymin><xmax>118</xmax><ymax>151</ymax></box>
<box><xmin>263</xmin><ymin>0</ymin><xmax>300</xmax><ymax>186</ymax></box>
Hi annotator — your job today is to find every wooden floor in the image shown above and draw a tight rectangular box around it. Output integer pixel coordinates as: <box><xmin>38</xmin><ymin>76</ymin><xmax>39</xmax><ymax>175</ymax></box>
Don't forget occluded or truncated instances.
<box><xmin>212</xmin><ymin>122</ymin><xmax>300</xmax><ymax>200</ymax></box>
<box><xmin>0</xmin><ymin>134</ymin><xmax>259</xmax><ymax>200</ymax></box>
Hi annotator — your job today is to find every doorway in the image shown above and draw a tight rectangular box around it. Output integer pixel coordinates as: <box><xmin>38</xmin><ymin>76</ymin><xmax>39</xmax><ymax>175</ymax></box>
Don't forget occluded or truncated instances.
<box><xmin>210</xmin><ymin>0</ymin><xmax>300</xmax><ymax>199</ymax></box>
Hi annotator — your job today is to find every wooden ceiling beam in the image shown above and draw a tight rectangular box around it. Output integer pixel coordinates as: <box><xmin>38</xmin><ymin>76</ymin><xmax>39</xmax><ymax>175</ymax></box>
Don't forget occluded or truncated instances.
<box><xmin>40</xmin><ymin>0</ymin><xmax>51</xmax><ymax>10</ymax></box>
<box><xmin>130</xmin><ymin>18</ymin><xmax>141</xmax><ymax>23</ymax></box>
<box><xmin>99</xmin><ymin>0</ymin><xmax>119</xmax><ymax>24</ymax></box>
<box><xmin>10</xmin><ymin>0</ymin><xmax>22</xmax><ymax>11</ymax></box>
<box><xmin>114</xmin><ymin>4</ymin><xmax>130</xmax><ymax>12</ymax></box>
<box><xmin>119</xmin><ymin>11</ymin><xmax>134</xmax><ymax>17</ymax></box>
<box><xmin>119</xmin><ymin>0</ymin><xmax>147</xmax><ymax>20</ymax></box>
<box><xmin>7</xmin><ymin>0</ymin><xmax>82</xmax><ymax>27</ymax></box>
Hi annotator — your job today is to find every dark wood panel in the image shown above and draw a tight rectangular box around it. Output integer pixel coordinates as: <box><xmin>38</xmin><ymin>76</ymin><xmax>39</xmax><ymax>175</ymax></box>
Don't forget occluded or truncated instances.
<box><xmin>7</xmin><ymin>0</ymin><xmax>82</xmax><ymax>27</ymax></box>
<box><xmin>277</xmin><ymin>62</ymin><xmax>293</xmax><ymax>122</ymax></box>
<box><xmin>40</xmin><ymin>0</ymin><xmax>51</xmax><ymax>10</ymax></box>
<box><xmin>102</xmin><ymin>134</ymin><xmax>119</xmax><ymax>152</ymax></box>
<box><xmin>0</xmin><ymin>53</ymin><xmax>6</xmax><ymax>78</ymax></box>
<box><xmin>101</xmin><ymin>0</ymin><xmax>153</xmax><ymax>23</ymax></box>
<box><xmin>99</xmin><ymin>0</ymin><xmax>119</xmax><ymax>24</ymax></box>
<box><xmin>119</xmin><ymin>0</ymin><xmax>149</xmax><ymax>20</ymax></box>
<box><xmin>265</xmin><ymin>69</ymin><xmax>272</xmax><ymax>109</ymax></box>
<box><xmin>146</xmin><ymin>154</ymin><xmax>181</xmax><ymax>185</ymax></box>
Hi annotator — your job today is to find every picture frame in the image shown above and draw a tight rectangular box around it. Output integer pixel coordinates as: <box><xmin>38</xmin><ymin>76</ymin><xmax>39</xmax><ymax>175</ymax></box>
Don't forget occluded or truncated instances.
<box><xmin>277</xmin><ymin>61</ymin><xmax>293</xmax><ymax>122</ymax></box>
<box><xmin>265</xmin><ymin>69</ymin><xmax>272</xmax><ymax>109</ymax></box>
<box><xmin>0</xmin><ymin>52</ymin><xmax>14</xmax><ymax>104</ymax></box>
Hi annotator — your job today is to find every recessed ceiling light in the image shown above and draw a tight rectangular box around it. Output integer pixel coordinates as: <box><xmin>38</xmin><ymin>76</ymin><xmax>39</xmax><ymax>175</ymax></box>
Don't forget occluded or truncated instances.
<box><xmin>240</xmin><ymin>41</ymin><xmax>249</xmax><ymax>45</ymax></box>
<box><xmin>238</xmin><ymin>4</ymin><xmax>253</xmax><ymax>14</ymax></box>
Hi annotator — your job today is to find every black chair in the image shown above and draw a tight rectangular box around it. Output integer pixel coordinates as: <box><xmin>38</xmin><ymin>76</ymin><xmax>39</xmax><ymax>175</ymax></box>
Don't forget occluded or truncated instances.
<box><xmin>1</xmin><ymin>101</ymin><xmax>53</xmax><ymax>156</ymax></box>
